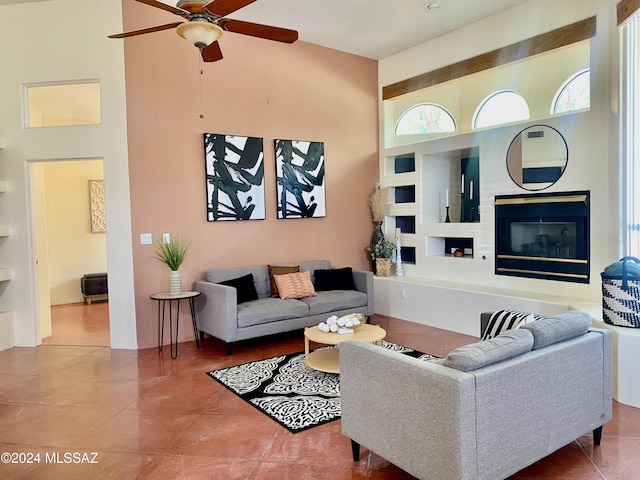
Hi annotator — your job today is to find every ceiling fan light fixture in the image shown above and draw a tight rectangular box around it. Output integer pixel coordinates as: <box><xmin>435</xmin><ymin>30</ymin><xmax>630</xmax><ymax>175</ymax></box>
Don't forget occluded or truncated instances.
<box><xmin>177</xmin><ymin>21</ymin><xmax>223</xmax><ymax>49</ymax></box>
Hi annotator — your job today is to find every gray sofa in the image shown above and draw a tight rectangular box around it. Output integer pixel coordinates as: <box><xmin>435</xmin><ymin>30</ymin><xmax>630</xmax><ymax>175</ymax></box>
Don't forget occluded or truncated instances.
<box><xmin>340</xmin><ymin>311</ymin><xmax>613</xmax><ymax>480</ymax></box>
<box><xmin>193</xmin><ymin>260</ymin><xmax>374</xmax><ymax>354</ymax></box>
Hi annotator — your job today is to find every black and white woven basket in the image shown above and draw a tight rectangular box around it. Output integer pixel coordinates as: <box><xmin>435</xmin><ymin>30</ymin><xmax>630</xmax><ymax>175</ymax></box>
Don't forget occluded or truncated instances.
<box><xmin>601</xmin><ymin>256</ymin><xmax>640</xmax><ymax>328</ymax></box>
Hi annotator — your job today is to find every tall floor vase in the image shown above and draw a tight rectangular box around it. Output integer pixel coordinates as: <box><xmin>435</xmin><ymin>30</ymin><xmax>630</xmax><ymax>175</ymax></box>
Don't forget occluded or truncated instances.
<box><xmin>370</xmin><ymin>221</ymin><xmax>385</xmax><ymax>274</ymax></box>
<box><xmin>371</xmin><ymin>221</ymin><xmax>385</xmax><ymax>245</ymax></box>
<box><xmin>169</xmin><ymin>270</ymin><xmax>182</xmax><ymax>296</ymax></box>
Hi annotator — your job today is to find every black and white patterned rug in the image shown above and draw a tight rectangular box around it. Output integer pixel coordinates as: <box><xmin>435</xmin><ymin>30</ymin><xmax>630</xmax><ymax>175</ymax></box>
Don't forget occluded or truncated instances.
<box><xmin>206</xmin><ymin>340</ymin><xmax>437</xmax><ymax>433</ymax></box>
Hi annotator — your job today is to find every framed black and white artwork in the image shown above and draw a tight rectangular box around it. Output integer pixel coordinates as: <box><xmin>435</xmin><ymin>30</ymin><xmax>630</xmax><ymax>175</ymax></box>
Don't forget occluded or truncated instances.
<box><xmin>274</xmin><ymin>139</ymin><xmax>326</xmax><ymax>219</ymax></box>
<box><xmin>204</xmin><ymin>133</ymin><xmax>265</xmax><ymax>221</ymax></box>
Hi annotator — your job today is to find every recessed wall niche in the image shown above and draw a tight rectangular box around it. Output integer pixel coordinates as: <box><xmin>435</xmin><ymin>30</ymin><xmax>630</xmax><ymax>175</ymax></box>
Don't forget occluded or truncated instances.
<box><xmin>395</xmin><ymin>185</ymin><xmax>416</xmax><ymax>204</ymax></box>
<box><xmin>421</xmin><ymin>146</ymin><xmax>479</xmax><ymax>223</ymax></box>
<box><xmin>394</xmin><ymin>154</ymin><xmax>415</xmax><ymax>174</ymax></box>
<box><xmin>395</xmin><ymin>215</ymin><xmax>416</xmax><ymax>234</ymax></box>
<box><xmin>400</xmin><ymin>246</ymin><xmax>416</xmax><ymax>264</ymax></box>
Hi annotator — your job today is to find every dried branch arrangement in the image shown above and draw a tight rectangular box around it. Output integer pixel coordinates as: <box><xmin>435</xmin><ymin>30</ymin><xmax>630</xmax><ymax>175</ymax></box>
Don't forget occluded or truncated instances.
<box><xmin>369</xmin><ymin>187</ymin><xmax>389</xmax><ymax>222</ymax></box>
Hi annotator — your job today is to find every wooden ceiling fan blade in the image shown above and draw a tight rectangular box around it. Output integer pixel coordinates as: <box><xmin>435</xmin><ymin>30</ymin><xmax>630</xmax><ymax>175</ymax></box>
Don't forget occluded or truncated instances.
<box><xmin>203</xmin><ymin>0</ymin><xmax>257</xmax><ymax>17</ymax></box>
<box><xmin>108</xmin><ymin>22</ymin><xmax>183</xmax><ymax>39</ymax></box>
<box><xmin>202</xmin><ymin>41</ymin><xmax>224</xmax><ymax>62</ymax></box>
<box><xmin>222</xmin><ymin>19</ymin><xmax>298</xmax><ymax>43</ymax></box>
<box><xmin>135</xmin><ymin>0</ymin><xmax>189</xmax><ymax>16</ymax></box>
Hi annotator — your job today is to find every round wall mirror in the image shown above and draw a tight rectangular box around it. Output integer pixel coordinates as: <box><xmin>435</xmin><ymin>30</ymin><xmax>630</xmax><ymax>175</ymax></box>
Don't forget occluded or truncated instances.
<box><xmin>506</xmin><ymin>125</ymin><xmax>568</xmax><ymax>191</ymax></box>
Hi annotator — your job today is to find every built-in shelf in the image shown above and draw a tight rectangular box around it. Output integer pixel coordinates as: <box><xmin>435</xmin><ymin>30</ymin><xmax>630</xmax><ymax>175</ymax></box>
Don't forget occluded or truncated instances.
<box><xmin>394</xmin><ymin>154</ymin><xmax>415</xmax><ymax>174</ymax></box>
<box><xmin>384</xmin><ymin>145</ymin><xmax>484</xmax><ymax>272</ymax></box>
<box><xmin>395</xmin><ymin>215</ymin><xmax>416</xmax><ymax>234</ymax></box>
<box><xmin>394</xmin><ymin>185</ymin><xmax>416</xmax><ymax>203</ymax></box>
<box><xmin>0</xmin><ymin>269</ymin><xmax>11</xmax><ymax>282</ymax></box>
<box><xmin>427</xmin><ymin>236</ymin><xmax>475</xmax><ymax>258</ymax></box>
<box><xmin>400</xmin><ymin>246</ymin><xmax>416</xmax><ymax>264</ymax></box>
<box><xmin>0</xmin><ymin>225</ymin><xmax>8</xmax><ymax>237</ymax></box>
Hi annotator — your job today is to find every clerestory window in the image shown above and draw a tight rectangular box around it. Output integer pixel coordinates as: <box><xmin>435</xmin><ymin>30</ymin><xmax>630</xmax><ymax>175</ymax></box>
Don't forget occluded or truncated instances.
<box><xmin>552</xmin><ymin>69</ymin><xmax>590</xmax><ymax>114</ymax></box>
<box><xmin>472</xmin><ymin>90</ymin><xmax>530</xmax><ymax>129</ymax></box>
<box><xmin>395</xmin><ymin>103</ymin><xmax>456</xmax><ymax>135</ymax></box>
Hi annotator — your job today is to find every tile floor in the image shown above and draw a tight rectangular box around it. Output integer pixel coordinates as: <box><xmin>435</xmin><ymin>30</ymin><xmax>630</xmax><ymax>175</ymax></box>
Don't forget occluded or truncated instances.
<box><xmin>0</xmin><ymin>303</ymin><xmax>639</xmax><ymax>479</ymax></box>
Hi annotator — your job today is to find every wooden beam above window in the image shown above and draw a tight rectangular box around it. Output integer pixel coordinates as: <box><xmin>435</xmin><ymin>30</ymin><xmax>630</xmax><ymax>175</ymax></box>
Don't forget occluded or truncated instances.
<box><xmin>382</xmin><ymin>17</ymin><xmax>596</xmax><ymax>101</ymax></box>
<box><xmin>618</xmin><ymin>0</ymin><xmax>640</xmax><ymax>25</ymax></box>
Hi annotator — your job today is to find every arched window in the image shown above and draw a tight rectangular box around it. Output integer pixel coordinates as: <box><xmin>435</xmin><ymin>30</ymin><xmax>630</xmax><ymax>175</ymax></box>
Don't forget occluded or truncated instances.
<box><xmin>395</xmin><ymin>103</ymin><xmax>456</xmax><ymax>135</ymax></box>
<box><xmin>472</xmin><ymin>90</ymin><xmax>530</xmax><ymax>129</ymax></box>
<box><xmin>552</xmin><ymin>69</ymin><xmax>590</xmax><ymax>114</ymax></box>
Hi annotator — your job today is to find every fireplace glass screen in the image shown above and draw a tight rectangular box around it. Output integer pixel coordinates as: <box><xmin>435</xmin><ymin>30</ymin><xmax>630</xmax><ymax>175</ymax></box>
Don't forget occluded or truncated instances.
<box><xmin>495</xmin><ymin>191</ymin><xmax>589</xmax><ymax>283</ymax></box>
<box><xmin>509</xmin><ymin>222</ymin><xmax>577</xmax><ymax>259</ymax></box>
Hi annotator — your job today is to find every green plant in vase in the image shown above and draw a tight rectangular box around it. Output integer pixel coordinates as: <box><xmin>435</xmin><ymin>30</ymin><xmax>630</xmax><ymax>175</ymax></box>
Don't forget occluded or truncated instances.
<box><xmin>368</xmin><ymin>239</ymin><xmax>395</xmax><ymax>260</ymax></box>
<box><xmin>368</xmin><ymin>238</ymin><xmax>395</xmax><ymax>277</ymax></box>
<box><xmin>155</xmin><ymin>235</ymin><xmax>190</xmax><ymax>295</ymax></box>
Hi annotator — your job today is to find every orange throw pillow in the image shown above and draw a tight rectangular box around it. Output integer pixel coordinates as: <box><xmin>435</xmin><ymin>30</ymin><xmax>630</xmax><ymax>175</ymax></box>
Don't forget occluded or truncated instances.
<box><xmin>268</xmin><ymin>265</ymin><xmax>300</xmax><ymax>297</ymax></box>
<box><xmin>274</xmin><ymin>271</ymin><xmax>317</xmax><ymax>300</ymax></box>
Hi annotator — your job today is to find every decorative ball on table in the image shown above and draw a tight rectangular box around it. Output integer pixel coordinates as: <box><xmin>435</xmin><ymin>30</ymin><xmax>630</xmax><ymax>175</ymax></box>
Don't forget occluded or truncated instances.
<box><xmin>317</xmin><ymin>314</ymin><xmax>364</xmax><ymax>333</ymax></box>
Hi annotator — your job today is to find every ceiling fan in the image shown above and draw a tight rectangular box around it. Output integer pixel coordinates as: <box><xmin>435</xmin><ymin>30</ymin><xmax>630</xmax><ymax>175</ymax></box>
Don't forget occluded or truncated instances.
<box><xmin>109</xmin><ymin>0</ymin><xmax>298</xmax><ymax>63</ymax></box>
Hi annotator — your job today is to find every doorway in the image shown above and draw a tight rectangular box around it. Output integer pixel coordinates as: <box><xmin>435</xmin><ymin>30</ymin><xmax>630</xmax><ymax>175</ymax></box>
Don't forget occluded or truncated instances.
<box><xmin>32</xmin><ymin>159</ymin><xmax>110</xmax><ymax>347</ymax></box>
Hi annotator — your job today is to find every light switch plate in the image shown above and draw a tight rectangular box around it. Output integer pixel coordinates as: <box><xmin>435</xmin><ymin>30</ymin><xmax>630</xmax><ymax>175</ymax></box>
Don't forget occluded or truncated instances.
<box><xmin>162</xmin><ymin>233</ymin><xmax>170</xmax><ymax>244</ymax></box>
<box><xmin>140</xmin><ymin>233</ymin><xmax>152</xmax><ymax>245</ymax></box>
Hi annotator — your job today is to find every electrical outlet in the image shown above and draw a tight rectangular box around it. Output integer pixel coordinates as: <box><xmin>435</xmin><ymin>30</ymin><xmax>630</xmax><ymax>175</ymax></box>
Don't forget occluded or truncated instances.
<box><xmin>162</xmin><ymin>233</ymin><xmax>170</xmax><ymax>244</ymax></box>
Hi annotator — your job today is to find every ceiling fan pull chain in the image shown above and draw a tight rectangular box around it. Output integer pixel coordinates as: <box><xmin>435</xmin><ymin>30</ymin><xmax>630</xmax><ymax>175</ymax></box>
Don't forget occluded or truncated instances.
<box><xmin>199</xmin><ymin>54</ymin><xmax>205</xmax><ymax>119</ymax></box>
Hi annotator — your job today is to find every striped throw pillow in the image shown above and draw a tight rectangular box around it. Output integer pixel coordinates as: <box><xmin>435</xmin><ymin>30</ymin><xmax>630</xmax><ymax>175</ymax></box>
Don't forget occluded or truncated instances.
<box><xmin>481</xmin><ymin>309</ymin><xmax>545</xmax><ymax>341</ymax></box>
<box><xmin>274</xmin><ymin>271</ymin><xmax>317</xmax><ymax>300</ymax></box>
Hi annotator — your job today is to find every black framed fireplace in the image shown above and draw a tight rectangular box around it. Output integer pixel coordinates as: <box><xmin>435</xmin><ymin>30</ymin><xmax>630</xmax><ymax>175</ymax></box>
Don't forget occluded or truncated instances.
<box><xmin>494</xmin><ymin>191</ymin><xmax>590</xmax><ymax>283</ymax></box>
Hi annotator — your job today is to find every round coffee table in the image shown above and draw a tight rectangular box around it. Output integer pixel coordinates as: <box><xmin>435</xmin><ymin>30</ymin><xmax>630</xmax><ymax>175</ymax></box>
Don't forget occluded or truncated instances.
<box><xmin>304</xmin><ymin>324</ymin><xmax>386</xmax><ymax>374</ymax></box>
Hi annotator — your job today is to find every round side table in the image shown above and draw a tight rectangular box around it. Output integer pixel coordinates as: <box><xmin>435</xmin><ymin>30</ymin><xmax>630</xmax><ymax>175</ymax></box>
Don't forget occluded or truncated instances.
<box><xmin>150</xmin><ymin>290</ymin><xmax>201</xmax><ymax>359</ymax></box>
<box><xmin>304</xmin><ymin>324</ymin><xmax>386</xmax><ymax>373</ymax></box>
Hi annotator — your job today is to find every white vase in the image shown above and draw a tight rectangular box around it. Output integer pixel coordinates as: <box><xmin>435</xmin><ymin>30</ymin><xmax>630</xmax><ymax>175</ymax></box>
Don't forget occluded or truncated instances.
<box><xmin>169</xmin><ymin>270</ymin><xmax>182</xmax><ymax>296</ymax></box>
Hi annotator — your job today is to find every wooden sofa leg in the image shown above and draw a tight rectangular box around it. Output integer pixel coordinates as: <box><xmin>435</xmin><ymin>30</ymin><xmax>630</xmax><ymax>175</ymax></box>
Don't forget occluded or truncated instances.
<box><xmin>351</xmin><ymin>439</ymin><xmax>360</xmax><ymax>461</ymax></box>
<box><xmin>593</xmin><ymin>426</ymin><xmax>603</xmax><ymax>445</ymax></box>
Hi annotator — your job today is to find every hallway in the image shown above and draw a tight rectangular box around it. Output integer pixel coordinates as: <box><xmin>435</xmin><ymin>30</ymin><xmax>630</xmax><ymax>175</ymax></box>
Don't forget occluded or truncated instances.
<box><xmin>42</xmin><ymin>302</ymin><xmax>110</xmax><ymax>347</ymax></box>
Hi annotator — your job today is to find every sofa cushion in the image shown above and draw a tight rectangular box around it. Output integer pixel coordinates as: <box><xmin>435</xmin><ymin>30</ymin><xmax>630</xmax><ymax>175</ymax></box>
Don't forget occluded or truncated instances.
<box><xmin>274</xmin><ymin>271</ymin><xmax>317</xmax><ymax>300</ymax></box>
<box><xmin>521</xmin><ymin>310</ymin><xmax>591</xmax><ymax>349</ymax></box>
<box><xmin>442</xmin><ymin>329</ymin><xmax>534</xmax><ymax>372</ymax></box>
<box><xmin>268</xmin><ymin>264</ymin><xmax>300</xmax><ymax>297</ymax></box>
<box><xmin>237</xmin><ymin>297</ymin><xmax>309</xmax><ymax>328</ymax></box>
<box><xmin>481</xmin><ymin>309</ymin><xmax>545</xmax><ymax>340</ymax></box>
<box><xmin>314</xmin><ymin>267</ymin><xmax>355</xmax><ymax>291</ymax></box>
<box><xmin>206</xmin><ymin>265</ymin><xmax>270</xmax><ymax>298</ymax></box>
<box><xmin>299</xmin><ymin>260</ymin><xmax>332</xmax><ymax>284</ymax></box>
<box><xmin>219</xmin><ymin>273</ymin><xmax>259</xmax><ymax>304</ymax></box>
<box><xmin>299</xmin><ymin>290</ymin><xmax>368</xmax><ymax>316</ymax></box>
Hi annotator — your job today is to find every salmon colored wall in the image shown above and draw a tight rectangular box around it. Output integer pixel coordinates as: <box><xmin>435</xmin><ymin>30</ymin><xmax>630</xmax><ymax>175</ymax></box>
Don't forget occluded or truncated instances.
<box><xmin>122</xmin><ymin>3</ymin><xmax>379</xmax><ymax>348</ymax></box>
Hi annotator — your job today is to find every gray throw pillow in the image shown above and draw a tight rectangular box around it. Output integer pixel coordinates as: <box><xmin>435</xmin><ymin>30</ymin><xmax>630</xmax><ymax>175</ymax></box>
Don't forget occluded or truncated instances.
<box><xmin>520</xmin><ymin>310</ymin><xmax>591</xmax><ymax>349</ymax></box>
<box><xmin>443</xmin><ymin>329</ymin><xmax>534</xmax><ymax>372</ymax></box>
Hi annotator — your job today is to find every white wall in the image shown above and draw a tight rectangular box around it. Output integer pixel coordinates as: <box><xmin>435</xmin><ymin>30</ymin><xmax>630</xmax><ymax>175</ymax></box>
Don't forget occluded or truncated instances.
<box><xmin>376</xmin><ymin>0</ymin><xmax>619</xmax><ymax>321</ymax></box>
<box><xmin>0</xmin><ymin>0</ymin><xmax>137</xmax><ymax>348</ymax></box>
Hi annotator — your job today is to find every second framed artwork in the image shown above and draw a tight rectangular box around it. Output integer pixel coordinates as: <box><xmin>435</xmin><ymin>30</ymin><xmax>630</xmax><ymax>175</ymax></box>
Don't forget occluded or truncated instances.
<box><xmin>203</xmin><ymin>134</ymin><xmax>325</xmax><ymax>220</ymax></box>
<box><xmin>274</xmin><ymin>139</ymin><xmax>326</xmax><ymax>219</ymax></box>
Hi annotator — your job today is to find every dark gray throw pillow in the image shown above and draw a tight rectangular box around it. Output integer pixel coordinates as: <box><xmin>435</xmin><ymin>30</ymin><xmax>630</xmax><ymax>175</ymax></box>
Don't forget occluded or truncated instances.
<box><xmin>442</xmin><ymin>329</ymin><xmax>534</xmax><ymax>372</ymax></box>
<box><xmin>521</xmin><ymin>310</ymin><xmax>591</xmax><ymax>349</ymax></box>
<box><xmin>219</xmin><ymin>273</ymin><xmax>259</xmax><ymax>304</ymax></box>
<box><xmin>314</xmin><ymin>267</ymin><xmax>355</xmax><ymax>291</ymax></box>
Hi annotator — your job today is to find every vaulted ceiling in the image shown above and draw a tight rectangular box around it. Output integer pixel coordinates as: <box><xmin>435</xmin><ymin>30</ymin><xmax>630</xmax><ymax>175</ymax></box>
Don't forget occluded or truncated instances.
<box><xmin>159</xmin><ymin>0</ymin><xmax>532</xmax><ymax>59</ymax></box>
